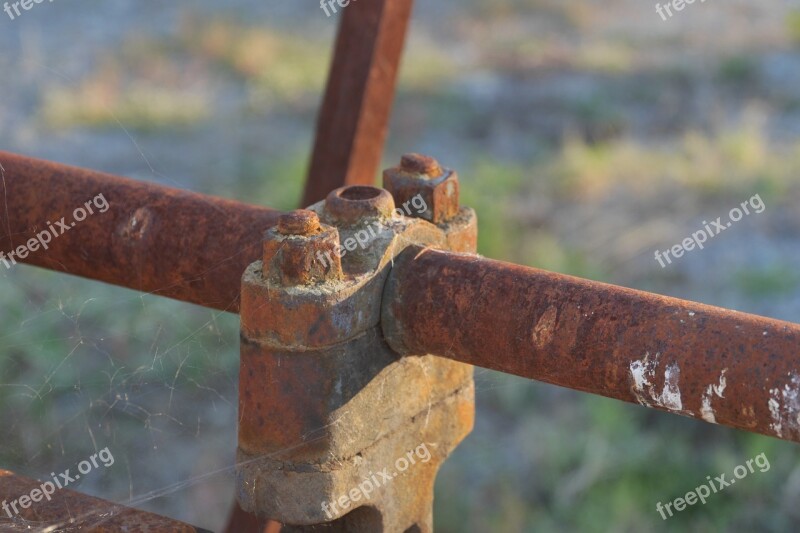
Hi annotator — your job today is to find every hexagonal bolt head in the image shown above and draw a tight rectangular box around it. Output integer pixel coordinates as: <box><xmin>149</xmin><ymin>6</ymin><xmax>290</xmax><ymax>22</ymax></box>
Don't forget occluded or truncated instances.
<box><xmin>263</xmin><ymin>210</ymin><xmax>343</xmax><ymax>285</ymax></box>
<box><xmin>383</xmin><ymin>153</ymin><xmax>460</xmax><ymax>224</ymax></box>
<box><xmin>324</xmin><ymin>185</ymin><xmax>396</xmax><ymax>226</ymax></box>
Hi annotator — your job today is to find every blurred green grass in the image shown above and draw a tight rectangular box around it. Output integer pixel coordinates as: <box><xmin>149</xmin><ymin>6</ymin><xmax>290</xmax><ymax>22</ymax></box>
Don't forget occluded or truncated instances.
<box><xmin>5</xmin><ymin>4</ymin><xmax>800</xmax><ymax>531</ymax></box>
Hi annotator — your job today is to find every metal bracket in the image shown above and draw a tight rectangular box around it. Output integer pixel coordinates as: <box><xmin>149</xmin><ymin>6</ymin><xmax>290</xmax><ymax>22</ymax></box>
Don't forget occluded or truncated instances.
<box><xmin>236</xmin><ymin>155</ymin><xmax>477</xmax><ymax>531</ymax></box>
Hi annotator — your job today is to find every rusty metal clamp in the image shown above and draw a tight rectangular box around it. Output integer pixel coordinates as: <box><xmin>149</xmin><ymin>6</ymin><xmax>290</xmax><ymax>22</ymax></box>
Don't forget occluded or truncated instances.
<box><xmin>236</xmin><ymin>155</ymin><xmax>477</xmax><ymax>531</ymax></box>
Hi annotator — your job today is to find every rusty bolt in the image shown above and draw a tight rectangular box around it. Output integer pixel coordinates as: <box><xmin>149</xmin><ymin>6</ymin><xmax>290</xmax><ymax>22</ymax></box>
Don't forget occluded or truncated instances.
<box><xmin>263</xmin><ymin>210</ymin><xmax>343</xmax><ymax>286</ymax></box>
<box><xmin>400</xmin><ymin>153</ymin><xmax>441</xmax><ymax>176</ymax></box>
<box><xmin>383</xmin><ymin>153</ymin><xmax>460</xmax><ymax>224</ymax></box>
<box><xmin>324</xmin><ymin>185</ymin><xmax>396</xmax><ymax>225</ymax></box>
<box><xmin>277</xmin><ymin>210</ymin><xmax>321</xmax><ymax>236</ymax></box>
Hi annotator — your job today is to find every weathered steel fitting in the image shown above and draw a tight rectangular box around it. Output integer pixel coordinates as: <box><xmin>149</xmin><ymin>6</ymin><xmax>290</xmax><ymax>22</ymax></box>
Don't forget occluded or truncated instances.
<box><xmin>325</xmin><ymin>185</ymin><xmax>396</xmax><ymax>226</ymax></box>
<box><xmin>400</xmin><ymin>153</ymin><xmax>441</xmax><ymax>175</ymax></box>
<box><xmin>383</xmin><ymin>153</ymin><xmax>460</xmax><ymax>224</ymax></box>
<box><xmin>277</xmin><ymin>209</ymin><xmax>322</xmax><ymax>236</ymax></box>
<box><xmin>237</xmin><ymin>176</ymin><xmax>478</xmax><ymax>531</ymax></box>
<box><xmin>262</xmin><ymin>210</ymin><xmax>343</xmax><ymax>286</ymax></box>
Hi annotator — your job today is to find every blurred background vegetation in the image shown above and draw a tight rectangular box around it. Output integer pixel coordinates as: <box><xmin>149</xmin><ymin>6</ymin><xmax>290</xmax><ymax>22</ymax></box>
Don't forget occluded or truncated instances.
<box><xmin>1</xmin><ymin>0</ymin><xmax>799</xmax><ymax>531</ymax></box>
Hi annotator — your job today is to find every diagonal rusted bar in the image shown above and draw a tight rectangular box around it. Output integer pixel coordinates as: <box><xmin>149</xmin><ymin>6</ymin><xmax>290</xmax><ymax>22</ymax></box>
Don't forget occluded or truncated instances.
<box><xmin>382</xmin><ymin>247</ymin><xmax>800</xmax><ymax>444</ymax></box>
<box><xmin>0</xmin><ymin>151</ymin><xmax>282</xmax><ymax>312</ymax></box>
<box><xmin>301</xmin><ymin>0</ymin><xmax>415</xmax><ymax>206</ymax></box>
<box><xmin>0</xmin><ymin>470</ymin><xmax>208</xmax><ymax>531</ymax></box>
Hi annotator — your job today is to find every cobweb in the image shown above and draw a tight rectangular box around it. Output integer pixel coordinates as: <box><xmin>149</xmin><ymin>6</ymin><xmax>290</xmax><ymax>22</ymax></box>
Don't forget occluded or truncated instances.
<box><xmin>0</xmin><ymin>264</ymin><xmax>243</xmax><ymax>530</ymax></box>
<box><xmin>8</xmin><ymin>2</ymin><xmax>800</xmax><ymax>532</ymax></box>
<box><xmin>0</xmin><ymin>7</ymin><xmax>510</xmax><ymax>527</ymax></box>
<box><xmin>0</xmin><ymin>1</ymin><xmax>342</xmax><ymax>529</ymax></box>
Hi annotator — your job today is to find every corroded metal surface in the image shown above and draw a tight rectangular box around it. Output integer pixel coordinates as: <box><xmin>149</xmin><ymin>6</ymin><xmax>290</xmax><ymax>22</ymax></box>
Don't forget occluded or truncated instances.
<box><xmin>383</xmin><ymin>154</ymin><xmax>461</xmax><ymax>224</ymax></box>
<box><xmin>301</xmin><ymin>0</ymin><xmax>415</xmax><ymax>206</ymax></box>
<box><xmin>264</xmin><ymin>211</ymin><xmax>344</xmax><ymax>286</ymax></box>
<box><xmin>237</xmin><ymin>182</ymin><xmax>477</xmax><ymax>531</ymax></box>
<box><xmin>383</xmin><ymin>247</ymin><xmax>800</xmax><ymax>443</ymax></box>
<box><xmin>0</xmin><ymin>151</ymin><xmax>281</xmax><ymax>312</ymax></box>
<box><xmin>232</xmin><ymin>3</ymin><xmax>414</xmax><ymax>525</ymax></box>
<box><xmin>324</xmin><ymin>186</ymin><xmax>396</xmax><ymax>226</ymax></box>
<box><xmin>10</xmin><ymin>136</ymin><xmax>798</xmax><ymax>531</ymax></box>
<box><xmin>223</xmin><ymin>501</ymin><xmax>272</xmax><ymax>533</ymax></box>
<box><xmin>0</xmin><ymin>470</ymin><xmax>203</xmax><ymax>532</ymax></box>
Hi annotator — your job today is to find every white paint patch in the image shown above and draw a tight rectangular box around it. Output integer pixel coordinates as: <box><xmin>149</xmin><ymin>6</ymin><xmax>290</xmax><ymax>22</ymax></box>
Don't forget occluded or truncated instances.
<box><xmin>660</xmin><ymin>363</ymin><xmax>683</xmax><ymax>411</ymax></box>
<box><xmin>700</xmin><ymin>369</ymin><xmax>728</xmax><ymax>424</ymax></box>
<box><xmin>767</xmin><ymin>374</ymin><xmax>800</xmax><ymax>439</ymax></box>
<box><xmin>630</xmin><ymin>352</ymin><xmax>658</xmax><ymax>407</ymax></box>
<box><xmin>700</xmin><ymin>395</ymin><xmax>715</xmax><ymax>423</ymax></box>
<box><xmin>768</xmin><ymin>395</ymin><xmax>782</xmax><ymax>437</ymax></box>
<box><xmin>629</xmin><ymin>352</ymin><xmax>683</xmax><ymax>411</ymax></box>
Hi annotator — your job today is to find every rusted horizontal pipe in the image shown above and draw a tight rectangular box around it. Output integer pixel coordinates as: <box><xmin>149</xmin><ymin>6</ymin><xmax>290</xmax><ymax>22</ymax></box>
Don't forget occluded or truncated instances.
<box><xmin>383</xmin><ymin>247</ymin><xmax>800</xmax><ymax>443</ymax></box>
<box><xmin>0</xmin><ymin>151</ymin><xmax>282</xmax><ymax>312</ymax></box>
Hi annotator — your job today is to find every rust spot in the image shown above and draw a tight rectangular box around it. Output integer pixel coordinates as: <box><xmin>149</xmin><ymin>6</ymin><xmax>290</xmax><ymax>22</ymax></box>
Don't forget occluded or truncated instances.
<box><xmin>119</xmin><ymin>207</ymin><xmax>154</xmax><ymax>241</ymax></box>
<box><xmin>532</xmin><ymin>306</ymin><xmax>558</xmax><ymax>349</ymax></box>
